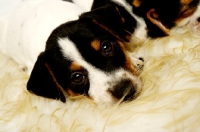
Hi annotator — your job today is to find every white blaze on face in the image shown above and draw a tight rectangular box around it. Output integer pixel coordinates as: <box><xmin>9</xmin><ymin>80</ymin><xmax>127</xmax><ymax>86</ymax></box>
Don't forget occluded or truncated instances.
<box><xmin>58</xmin><ymin>38</ymin><xmax>142</xmax><ymax>104</ymax></box>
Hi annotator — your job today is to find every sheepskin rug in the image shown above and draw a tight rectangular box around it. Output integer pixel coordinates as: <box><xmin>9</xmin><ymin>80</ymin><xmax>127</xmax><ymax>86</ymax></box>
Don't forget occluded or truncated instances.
<box><xmin>0</xmin><ymin>24</ymin><xmax>200</xmax><ymax>132</ymax></box>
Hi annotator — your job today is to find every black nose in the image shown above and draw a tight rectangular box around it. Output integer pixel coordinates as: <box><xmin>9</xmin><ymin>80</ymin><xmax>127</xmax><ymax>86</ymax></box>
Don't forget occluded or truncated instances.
<box><xmin>108</xmin><ymin>79</ymin><xmax>136</xmax><ymax>102</ymax></box>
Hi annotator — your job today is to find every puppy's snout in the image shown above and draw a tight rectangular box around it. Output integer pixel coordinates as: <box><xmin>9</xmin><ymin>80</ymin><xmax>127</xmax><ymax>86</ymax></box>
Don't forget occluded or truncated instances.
<box><xmin>108</xmin><ymin>79</ymin><xmax>137</xmax><ymax>102</ymax></box>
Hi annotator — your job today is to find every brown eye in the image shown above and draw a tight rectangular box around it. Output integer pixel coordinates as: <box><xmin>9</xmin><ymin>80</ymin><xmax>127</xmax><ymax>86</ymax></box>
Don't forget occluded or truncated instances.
<box><xmin>101</xmin><ymin>40</ymin><xmax>113</xmax><ymax>55</ymax></box>
<box><xmin>71</xmin><ymin>72</ymin><xmax>85</xmax><ymax>84</ymax></box>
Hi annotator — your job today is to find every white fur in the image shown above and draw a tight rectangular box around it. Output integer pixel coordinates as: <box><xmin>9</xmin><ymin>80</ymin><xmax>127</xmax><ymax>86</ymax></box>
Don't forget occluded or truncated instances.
<box><xmin>187</xmin><ymin>5</ymin><xmax>200</xmax><ymax>35</ymax></box>
<box><xmin>0</xmin><ymin>0</ymin><xmax>85</xmax><ymax>75</ymax></box>
<box><xmin>59</xmin><ymin>38</ymin><xmax>142</xmax><ymax>105</ymax></box>
<box><xmin>0</xmin><ymin>0</ymin><xmax>22</xmax><ymax>16</ymax></box>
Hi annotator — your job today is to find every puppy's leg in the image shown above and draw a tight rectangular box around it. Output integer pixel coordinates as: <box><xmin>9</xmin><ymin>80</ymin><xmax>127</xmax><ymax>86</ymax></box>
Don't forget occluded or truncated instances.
<box><xmin>128</xmin><ymin>52</ymin><xmax>144</xmax><ymax>72</ymax></box>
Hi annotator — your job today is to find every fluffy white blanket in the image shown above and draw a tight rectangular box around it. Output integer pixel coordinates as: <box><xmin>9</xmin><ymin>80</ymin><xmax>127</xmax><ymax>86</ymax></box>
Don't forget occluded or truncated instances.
<box><xmin>0</xmin><ymin>26</ymin><xmax>200</xmax><ymax>131</ymax></box>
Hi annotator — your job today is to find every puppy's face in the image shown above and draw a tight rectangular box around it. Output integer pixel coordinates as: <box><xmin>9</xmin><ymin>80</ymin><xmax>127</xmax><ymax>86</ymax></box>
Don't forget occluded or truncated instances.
<box><xmin>129</xmin><ymin>0</ymin><xmax>200</xmax><ymax>37</ymax></box>
<box><xmin>27</xmin><ymin>6</ymin><xmax>142</xmax><ymax>105</ymax></box>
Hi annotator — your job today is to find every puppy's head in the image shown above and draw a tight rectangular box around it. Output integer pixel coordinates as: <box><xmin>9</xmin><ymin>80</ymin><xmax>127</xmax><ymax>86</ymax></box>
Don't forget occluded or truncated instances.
<box><xmin>27</xmin><ymin>6</ymin><xmax>142</xmax><ymax>105</ymax></box>
<box><xmin>129</xmin><ymin>0</ymin><xmax>200</xmax><ymax>37</ymax></box>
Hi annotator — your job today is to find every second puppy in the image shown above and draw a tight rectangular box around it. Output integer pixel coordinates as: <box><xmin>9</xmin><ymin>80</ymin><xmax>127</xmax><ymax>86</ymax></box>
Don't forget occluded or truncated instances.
<box><xmin>89</xmin><ymin>0</ymin><xmax>200</xmax><ymax>37</ymax></box>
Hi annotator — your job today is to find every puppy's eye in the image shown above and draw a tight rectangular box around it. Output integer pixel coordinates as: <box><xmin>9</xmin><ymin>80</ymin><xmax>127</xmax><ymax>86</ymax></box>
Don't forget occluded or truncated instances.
<box><xmin>101</xmin><ymin>40</ymin><xmax>113</xmax><ymax>55</ymax></box>
<box><xmin>71</xmin><ymin>72</ymin><xmax>85</xmax><ymax>84</ymax></box>
<box><xmin>197</xmin><ymin>17</ymin><xmax>200</xmax><ymax>22</ymax></box>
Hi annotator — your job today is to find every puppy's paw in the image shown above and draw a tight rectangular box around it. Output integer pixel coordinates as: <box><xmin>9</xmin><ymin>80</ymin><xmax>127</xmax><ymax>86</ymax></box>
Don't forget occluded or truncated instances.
<box><xmin>187</xmin><ymin>8</ymin><xmax>200</xmax><ymax>35</ymax></box>
<box><xmin>188</xmin><ymin>17</ymin><xmax>200</xmax><ymax>35</ymax></box>
<box><xmin>128</xmin><ymin>52</ymin><xmax>144</xmax><ymax>72</ymax></box>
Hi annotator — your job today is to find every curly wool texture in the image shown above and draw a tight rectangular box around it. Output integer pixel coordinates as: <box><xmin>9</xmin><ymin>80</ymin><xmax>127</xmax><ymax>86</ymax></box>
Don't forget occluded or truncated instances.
<box><xmin>0</xmin><ymin>27</ymin><xmax>200</xmax><ymax>132</ymax></box>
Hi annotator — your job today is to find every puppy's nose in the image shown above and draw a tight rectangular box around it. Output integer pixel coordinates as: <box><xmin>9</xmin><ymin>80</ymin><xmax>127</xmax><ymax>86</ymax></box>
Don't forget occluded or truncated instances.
<box><xmin>108</xmin><ymin>79</ymin><xmax>136</xmax><ymax>101</ymax></box>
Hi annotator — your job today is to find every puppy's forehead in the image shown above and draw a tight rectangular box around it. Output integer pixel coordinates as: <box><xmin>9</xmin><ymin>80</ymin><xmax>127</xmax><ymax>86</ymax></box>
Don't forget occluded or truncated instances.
<box><xmin>55</xmin><ymin>25</ymin><xmax>128</xmax><ymax>72</ymax></box>
<box><xmin>58</xmin><ymin>34</ymin><xmax>127</xmax><ymax>74</ymax></box>
<box><xmin>58</xmin><ymin>38</ymin><xmax>88</xmax><ymax>66</ymax></box>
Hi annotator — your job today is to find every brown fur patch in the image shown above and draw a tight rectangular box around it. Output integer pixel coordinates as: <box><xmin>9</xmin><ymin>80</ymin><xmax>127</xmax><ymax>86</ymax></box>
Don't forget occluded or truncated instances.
<box><xmin>67</xmin><ymin>89</ymin><xmax>81</xmax><ymax>96</ymax></box>
<box><xmin>67</xmin><ymin>90</ymin><xmax>93</xmax><ymax>100</ymax></box>
<box><xmin>132</xmin><ymin>0</ymin><xmax>141</xmax><ymax>8</ymax></box>
<box><xmin>45</xmin><ymin>63</ymin><xmax>66</xmax><ymax>94</ymax></box>
<box><xmin>45</xmin><ymin>63</ymin><xmax>61</xmax><ymax>88</ymax></box>
<box><xmin>70</xmin><ymin>62</ymin><xmax>82</xmax><ymax>71</ymax></box>
<box><xmin>91</xmin><ymin>40</ymin><xmax>100</xmax><ymax>51</ymax></box>
<box><xmin>125</xmin><ymin>35</ymin><xmax>131</xmax><ymax>41</ymax></box>
<box><xmin>175</xmin><ymin>5</ymin><xmax>197</xmax><ymax>24</ymax></box>
<box><xmin>146</xmin><ymin>9</ymin><xmax>170</xmax><ymax>35</ymax></box>
<box><xmin>117</xmin><ymin>41</ymin><xmax>138</xmax><ymax>75</ymax></box>
<box><xmin>181</xmin><ymin>0</ymin><xmax>193</xmax><ymax>5</ymax></box>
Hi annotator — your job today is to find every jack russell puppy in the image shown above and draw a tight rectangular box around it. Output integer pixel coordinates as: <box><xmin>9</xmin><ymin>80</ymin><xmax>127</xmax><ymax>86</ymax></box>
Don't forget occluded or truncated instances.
<box><xmin>0</xmin><ymin>0</ymin><xmax>144</xmax><ymax>105</ymax></box>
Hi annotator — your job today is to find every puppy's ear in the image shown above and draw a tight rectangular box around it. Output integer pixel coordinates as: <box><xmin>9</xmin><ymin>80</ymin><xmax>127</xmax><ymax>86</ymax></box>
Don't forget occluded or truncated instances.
<box><xmin>80</xmin><ymin>6</ymin><xmax>131</xmax><ymax>42</ymax></box>
<box><xmin>27</xmin><ymin>53</ymin><xmax>66</xmax><ymax>102</ymax></box>
<box><xmin>146</xmin><ymin>9</ymin><xmax>169</xmax><ymax>35</ymax></box>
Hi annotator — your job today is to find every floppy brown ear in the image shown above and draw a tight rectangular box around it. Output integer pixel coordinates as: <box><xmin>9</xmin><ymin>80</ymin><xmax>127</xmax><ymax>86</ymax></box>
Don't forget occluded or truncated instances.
<box><xmin>80</xmin><ymin>6</ymin><xmax>132</xmax><ymax>42</ymax></box>
<box><xmin>27</xmin><ymin>53</ymin><xmax>66</xmax><ymax>102</ymax></box>
<box><xmin>146</xmin><ymin>9</ymin><xmax>169</xmax><ymax>35</ymax></box>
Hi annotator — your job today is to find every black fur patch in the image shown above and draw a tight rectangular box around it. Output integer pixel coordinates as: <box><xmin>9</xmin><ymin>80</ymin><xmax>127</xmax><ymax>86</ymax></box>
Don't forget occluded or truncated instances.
<box><xmin>91</xmin><ymin>0</ymin><xmax>110</xmax><ymax>9</ymax></box>
<box><xmin>62</xmin><ymin>0</ymin><xmax>73</xmax><ymax>2</ymax></box>
<box><xmin>92</xmin><ymin>2</ymin><xmax>138</xmax><ymax>38</ymax></box>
